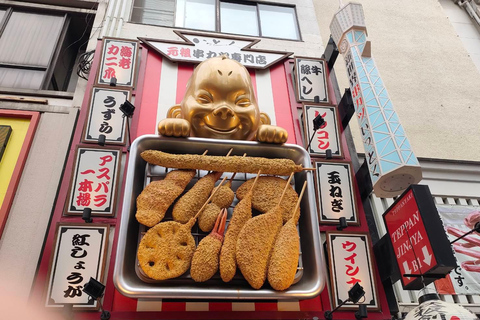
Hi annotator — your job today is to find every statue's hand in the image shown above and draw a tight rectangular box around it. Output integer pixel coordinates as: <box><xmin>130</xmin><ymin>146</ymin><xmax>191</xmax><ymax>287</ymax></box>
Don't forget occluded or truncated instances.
<box><xmin>158</xmin><ymin>118</ymin><xmax>191</xmax><ymax>137</ymax></box>
<box><xmin>256</xmin><ymin>125</ymin><xmax>288</xmax><ymax>144</ymax></box>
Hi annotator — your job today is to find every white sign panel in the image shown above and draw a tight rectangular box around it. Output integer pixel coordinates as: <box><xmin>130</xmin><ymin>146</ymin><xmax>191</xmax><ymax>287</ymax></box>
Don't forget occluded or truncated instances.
<box><xmin>97</xmin><ymin>38</ymin><xmax>138</xmax><ymax>87</ymax></box>
<box><xmin>295</xmin><ymin>57</ymin><xmax>328</xmax><ymax>103</ymax></box>
<box><xmin>82</xmin><ymin>87</ymin><xmax>130</xmax><ymax>145</ymax></box>
<box><xmin>315</xmin><ymin>161</ymin><xmax>358</xmax><ymax>225</ymax></box>
<box><xmin>326</xmin><ymin>232</ymin><xmax>379</xmax><ymax>310</ymax></box>
<box><xmin>303</xmin><ymin>105</ymin><xmax>342</xmax><ymax>157</ymax></box>
<box><xmin>435</xmin><ymin>205</ymin><xmax>480</xmax><ymax>295</ymax></box>
<box><xmin>45</xmin><ymin>223</ymin><xmax>109</xmax><ymax>309</ymax></box>
<box><xmin>140</xmin><ymin>31</ymin><xmax>292</xmax><ymax>69</ymax></box>
<box><xmin>65</xmin><ymin>146</ymin><xmax>122</xmax><ymax>216</ymax></box>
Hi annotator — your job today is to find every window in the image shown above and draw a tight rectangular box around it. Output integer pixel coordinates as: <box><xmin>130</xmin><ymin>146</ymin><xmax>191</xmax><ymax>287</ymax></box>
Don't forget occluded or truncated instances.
<box><xmin>131</xmin><ymin>0</ymin><xmax>301</xmax><ymax>41</ymax></box>
<box><xmin>0</xmin><ymin>6</ymin><xmax>93</xmax><ymax>92</ymax></box>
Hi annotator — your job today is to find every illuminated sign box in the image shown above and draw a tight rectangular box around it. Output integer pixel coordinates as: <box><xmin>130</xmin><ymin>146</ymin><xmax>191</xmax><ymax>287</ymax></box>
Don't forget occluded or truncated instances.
<box><xmin>383</xmin><ymin>185</ymin><xmax>456</xmax><ymax>290</ymax></box>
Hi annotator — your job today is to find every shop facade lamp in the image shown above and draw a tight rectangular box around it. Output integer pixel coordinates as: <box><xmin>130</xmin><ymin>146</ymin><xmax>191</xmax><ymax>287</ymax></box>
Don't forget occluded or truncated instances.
<box><xmin>355</xmin><ymin>304</ymin><xmax>368</xmax><ymax>319</ymax></box>
<box><xmin>337</xmin><ymin>217</ymin><xmax>348</xmax><ymax>231</ymax></box>
<box><xmin>120</xmin><ymin>100</ymin><xmax>135</xmax><ymax>118</ymax></box>
<box><xmin>324</xmin><ymin>282</ymin><xmax>366</xmax><ymax>320</ymax></box>
<box><xmin>83</xmin><ymin>277</ymin><xmax>110</xmax><ymax>320</ymax></box>
<box><xmin>82</xmin><ymin>208</ymin><xmax>92</xmax><ymax>223</ymax></box>
<box><xmin>98</xmin><ymin>134</ymin><xmax>106</xmax><ymax>147</ymax></box>
<box><xmin>325</xmin><ymin>149</ymin><xmax>333</xmax><ymax>159</ymax></box>
<box><xmin>306</xmin><ymin>114</ymin><xmax>327</xmax><ymax>151</ymax></box>
<box><xmin>109</xmin><ymin>77</ymin><xmax>117</xmax><ymax>87</ymax></box>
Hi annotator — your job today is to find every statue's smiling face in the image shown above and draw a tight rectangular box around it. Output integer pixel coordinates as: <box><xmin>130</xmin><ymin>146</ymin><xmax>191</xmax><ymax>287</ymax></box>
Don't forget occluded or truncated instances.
<box><xmin>181</xmin><ymin>56</ymin><xmax>261</xmax><ymax>140</ymax></box>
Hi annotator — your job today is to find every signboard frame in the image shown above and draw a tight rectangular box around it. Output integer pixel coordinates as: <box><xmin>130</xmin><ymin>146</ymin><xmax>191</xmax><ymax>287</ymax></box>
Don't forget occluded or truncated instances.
<box><xmin>64</xmin><ymin>145</ymin><xmax>122</xmax><ymax>217</ymax></box>
<box><xmin>313</xmin><ymin>160</ymin><xmax>359</xmax><ymax>225</ymax></box>
<box><xmin>294</xmin><ymin>57</ymin><xmax>329</xmax><ymax>104</ymax></box>
<box><xmin>382</xmin><ymin>184</ymin><xmax>456</xmax><ymax>290</ymax></box>
<box><xmin>302</xmin><ymin>104</ymin><xmax>342</xmax><ymax>158</ymax></box>
<box><xmin>96</xmin><ymin>37</ymin><xmax>139</xmax><ymax>88</ymax></box>
<box><xmin>44</xmin><ymin>223</ymin><xmax>109</xmax><ymax>310</ymax></box>
<box><xmin>325</xmin><ymin>231</ymin><xmax>380</xmax><ymax>311</ymax></box>
<box><xmin>81</xmin><ymin>86</ymin><xmax>131</xmax><ymax>145</ymax></box>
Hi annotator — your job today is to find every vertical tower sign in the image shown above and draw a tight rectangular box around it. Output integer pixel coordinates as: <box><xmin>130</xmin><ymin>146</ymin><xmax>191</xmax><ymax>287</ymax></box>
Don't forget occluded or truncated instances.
<box><xmin>330</xmin><ymin>3</ymin><xmax>422</xmax><ymax>198</ymax></box>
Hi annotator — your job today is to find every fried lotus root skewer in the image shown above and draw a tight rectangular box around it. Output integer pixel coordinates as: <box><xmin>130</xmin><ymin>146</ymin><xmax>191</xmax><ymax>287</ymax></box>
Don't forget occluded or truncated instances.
<box><xmin>138</xmin><ymin>177</ymin><xmax>228</xmax><ymax>280</ymax></box>
<box><xmin>220</xmin><ymin>171</ymin><xmax>261</xmax><ymax>282</ymax></box>
<box><xmin>236</xmin><ymin>173</ymin><xmax>294</xmax><ymax>289</ymax></box>
<box><xmin>198</xmin><ymin>180</ymin><xmax>235</xmax><ymax>232</ymax></box>
<box><xmin>191</xmin><ymin>209</ymin><xmax>228</xmax><ymax>282</ymax></box>
<box><xmin>236</xmin><ymin>176</ymin><xmax>299</xmax><ymax>224</ymax></box>
<box><xmin>268</xmin><ymin>181</ymin><xmax>307</xmax><ymax>291</ymax></box>
<box><xmin>136</xmin><ymin>169</ymin><xmax>196</xmax><ymax>227</ymax></box>
<box><xmin>141</xmin><ymin>150</ymin><xmax>303</xmax><ymax>176</ymax></box>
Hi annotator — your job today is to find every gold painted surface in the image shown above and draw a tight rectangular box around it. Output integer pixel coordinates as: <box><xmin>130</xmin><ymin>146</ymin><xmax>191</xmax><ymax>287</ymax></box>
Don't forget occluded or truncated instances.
<box><xmin>158</xmin><ymin>56</ymin><xmax>287</xmax><ymax>143</ymax></box>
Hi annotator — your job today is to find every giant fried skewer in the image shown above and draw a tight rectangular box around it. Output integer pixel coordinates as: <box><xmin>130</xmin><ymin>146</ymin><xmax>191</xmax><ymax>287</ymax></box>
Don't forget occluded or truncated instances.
<box><xmin>198</xmin><ymin>154</ymin><xmax>245</xmax><ymax>232</ymax></box>
<box><xmin>220</xmin><ymin>171</ymin><xmax>261</xmax><ymax>283</ymax></box>
<box><xmin>236</xmin><ymin>173</ymin><xmax>294</xmax><ymax>289</ymax></box>
<box><xmin>191</xmin><ymin>208</ymin><xmax>228</xmax><ymax>282</ymax></box>
<box><xmin>172</xmin><ymin>149</ymin><xmax>232</xmax><ymax>224</ymax></box>
<box><xmin>136</xmin><ymin>169</ymin><xmax>196</xmax><ymax>227</ymax></box>
<box><xmin>141</xmin><ymin>150</ymin><xmax>303</xmax><ymax>176</ymax></box>
<box><xmin>137</xmin><ymin>176</ymin><xmax>228</xmax><ymax>280</ymax></box>
<box><xmin>268</xmin><ymin>181</ymin><xmax>307</xmax><ymax>291</ymax></box>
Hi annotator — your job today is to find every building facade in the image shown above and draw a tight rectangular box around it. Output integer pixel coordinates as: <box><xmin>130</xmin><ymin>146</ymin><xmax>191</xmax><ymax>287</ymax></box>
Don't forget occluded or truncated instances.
<box><xmin>0</xmin><ymin>0</ymin><xmax>479</xmax><ymax>318</ymax></box>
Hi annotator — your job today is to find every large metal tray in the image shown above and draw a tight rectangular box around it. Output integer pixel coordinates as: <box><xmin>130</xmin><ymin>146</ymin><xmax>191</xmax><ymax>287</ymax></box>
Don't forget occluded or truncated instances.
<box><xmin>114</xmin><ymin>135</ymin><xmax>326</xmax><ymax>299</ymax></box>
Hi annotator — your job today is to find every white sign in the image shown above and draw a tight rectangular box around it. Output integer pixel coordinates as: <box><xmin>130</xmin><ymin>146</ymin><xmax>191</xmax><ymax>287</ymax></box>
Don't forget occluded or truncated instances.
<box><xmin>83</xmin><ymin>87</ymin><xmax>130</xmax><ymax>145</ymax></box>
<box><xmin>65</xmin><ymin>146</ymin><xmax>122</xmax><ymax>216</ymax></box>
<box><xmin>435</xmin><ymin>205</ymin><xmax>480</xmax><ymax>295</ymax></box>
<box><xmin>140</xmin><ymin>30</ymin><xmax>292</xmax><ymax>69</ymax></box>
<box><xmin>295</xmin><ymin>57</ymin><xmax>328</xmax><ymax>103</ymax></box>
<box><xmin>326</xmin><ymin>232</ymin><xmax>379</xmax><ymax>310</ymax></box>
<box><xmin>315</xmin><ymin>161</ymin><xmax>358</xmax><ymax>225</ymax></box>
<box><xmin>303</xmin><ymin>105</ymin><xmax>342</xmax><ymax>157</ymax></box>
<box><xmin>45</xmin><ymin>223</ymin><xmax>109</xmax><ymax>309</ymax></box>
<box><xmin>97</xmin><ymin>38</ymin><xmax>138</xmax><ymax>87</ymax></box>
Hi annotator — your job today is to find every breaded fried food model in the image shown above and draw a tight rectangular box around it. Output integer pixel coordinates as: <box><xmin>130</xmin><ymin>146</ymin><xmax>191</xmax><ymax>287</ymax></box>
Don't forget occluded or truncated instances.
<box><xmin>173</xmin><ymin>172</ymin><xmax>222</xmax><ymax>224</ymax></box>
<box><xmin>198</xmin><ymin>180</ymin><xmax>235</xmax><ymax>232</ymax></box>
<box><xmin>236</xmin><ymin>173</ymin><xmax>294</xmax><ymax>289</ymax></box>
<box><xmin>219</xmin><ymin>172</ymin><xmax>260</xmax><ymax>282</ymax></box>
<box><xmin>191</xmin><ymin>209</ymin><xmax>228</xmax><ymax>282</ymax></box>
<box><xmin>141</xmin><ymin>150</ymin><xmax>303</xmax><ymax>176</ymax></box>
<box><xmin>138</xmin><ymin>177</ymin><xmax>228</xmax><ymax>280</ymax></box>
<box><xmin>268</xmin><ymin>181</ymin><xmax>307</xmax><ymax>291</ymax></box>
<box><xmin>136</xmin><ymin>169</ymin><xmax>196</xmax><ymax>227</ymax></box>
<box><xmin>236</xmin><ymin>176</ymin><xmax>299</xmax><ymax>224</ymax></box>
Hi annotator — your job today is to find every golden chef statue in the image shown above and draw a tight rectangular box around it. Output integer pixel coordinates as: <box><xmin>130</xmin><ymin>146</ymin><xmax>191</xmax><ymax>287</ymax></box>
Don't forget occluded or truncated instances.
<box><xmin>158</xmin><ymin>56</ymin><xmax>288</xmax><ymax>144</ymax></box>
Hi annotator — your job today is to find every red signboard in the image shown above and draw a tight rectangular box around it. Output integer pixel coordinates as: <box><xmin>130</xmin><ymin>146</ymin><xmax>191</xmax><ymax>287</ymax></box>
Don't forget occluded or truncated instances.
<box><xmin>383</xmin><ymin>185</ymin><xmax>456</xmax><ymax>290</ymax></box>
<box><xmin>384</xmin><ymin>189</ymin><xmax>436</xmax><ymax>287</ymax></box>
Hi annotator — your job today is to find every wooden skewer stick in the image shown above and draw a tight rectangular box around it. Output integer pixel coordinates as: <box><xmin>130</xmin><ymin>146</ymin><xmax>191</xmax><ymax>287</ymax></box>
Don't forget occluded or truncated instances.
<box><xmin>277</xmin><ymin>172</ymin><xmax>295</xmax><ymax>207</ymax></box>
<box><xmin>202</xmin><ymin>150</ymin><xmax>208</xmax><ymax>156</ymax></box>
<box><xmin>302</xmin><ymin>167</ymin><xmax>316</xmax><ymax>171</ymax></box>
<box><xmin>292</xmin><ymin>181</ymin><xmax>308</xmax><ymax>224</ymax></box>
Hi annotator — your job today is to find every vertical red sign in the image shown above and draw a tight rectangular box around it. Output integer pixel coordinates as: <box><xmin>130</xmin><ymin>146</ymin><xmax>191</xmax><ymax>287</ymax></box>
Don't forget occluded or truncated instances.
<box><xmin>384</xmin><ymin>190</ymin><xmax>437</xmax><ymax>287</ymax></box>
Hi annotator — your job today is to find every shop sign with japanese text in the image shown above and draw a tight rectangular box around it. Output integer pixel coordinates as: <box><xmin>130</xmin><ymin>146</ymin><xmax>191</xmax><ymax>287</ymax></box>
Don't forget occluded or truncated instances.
<box><xmin>97</xmin><ymin>37</ymin><xmax>138</xmax><ymax>87</ymax></box>
<box><xmin>383</xmin><ymin>185</ymin><xmax>456</xmax><ymax>290</ymax></box>
<box><xmin>45</xmin><ymin>223</ymin><xmax>109</xmax><ymax>309</ymax></box>
<box><xmin>302</xmin><ymin>105</ymin><xmax>342</xmax><ymax>158</ymax></box>
<box><xmin>314</xmin><ymin>161</ymin><xmax>358</xmax><ymax>225</ymax></box>
<box><xmin>140</xmin><ymin>30</ymin><xmax>292</xmax><ymax>69</ymax></box>
<box><xmin>65</xmin><ymin>146</ymin><xmax>122</xmax><ymax>216</ymax></box>
<box><xmin>295</xmin><ymin>57</ymin><xmax>329</xmax><ymax>103</ymax></box>
<box><xmin>326</xmin><ymin>232</ymin><xmax>379</xmax><ymax>310</ymax></box>
<box><xmin>82</xmin><ymin>87</ymin><xmax>131</xmax><ymax>145</ymax></box>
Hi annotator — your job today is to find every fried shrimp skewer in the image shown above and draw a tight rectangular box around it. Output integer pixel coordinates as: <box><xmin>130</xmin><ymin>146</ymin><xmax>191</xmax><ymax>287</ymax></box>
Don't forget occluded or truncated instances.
<box><xmin>141</xmin><ymin>150</ymin><xmax>303</xmax><ymax>175</ymax></box>
<box><xmin>268</xmin><ymin>181</ymin><xmax>307</xmax><ymax>291</ymax></box>
<box><xmin>136</xmin><ymin>169</ymin><xmax>196</xmax><ymax>227</ymax></box>
<box><xmin>191</xmin><ymin>208</ymin><xmax>228</xmax><ymax>282</ymax></box>
<box><xmin>220</xmin><ymin>171</ymin><xmax>261</xmax><ymax>282</ymax></box>
<box><xmin>236</xmin><ymin>173</ymin><xmax>294</xmax><ymax>289</ymax></box>
<box><xmin>172</xmin><ymin>150</ymin><xmax>232</xmax><ymax>224</ymax></box>
<box><xmin>138</xmin><ymin>177</ymin><xmax>228</xmax><ymax>280</ymax></box>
